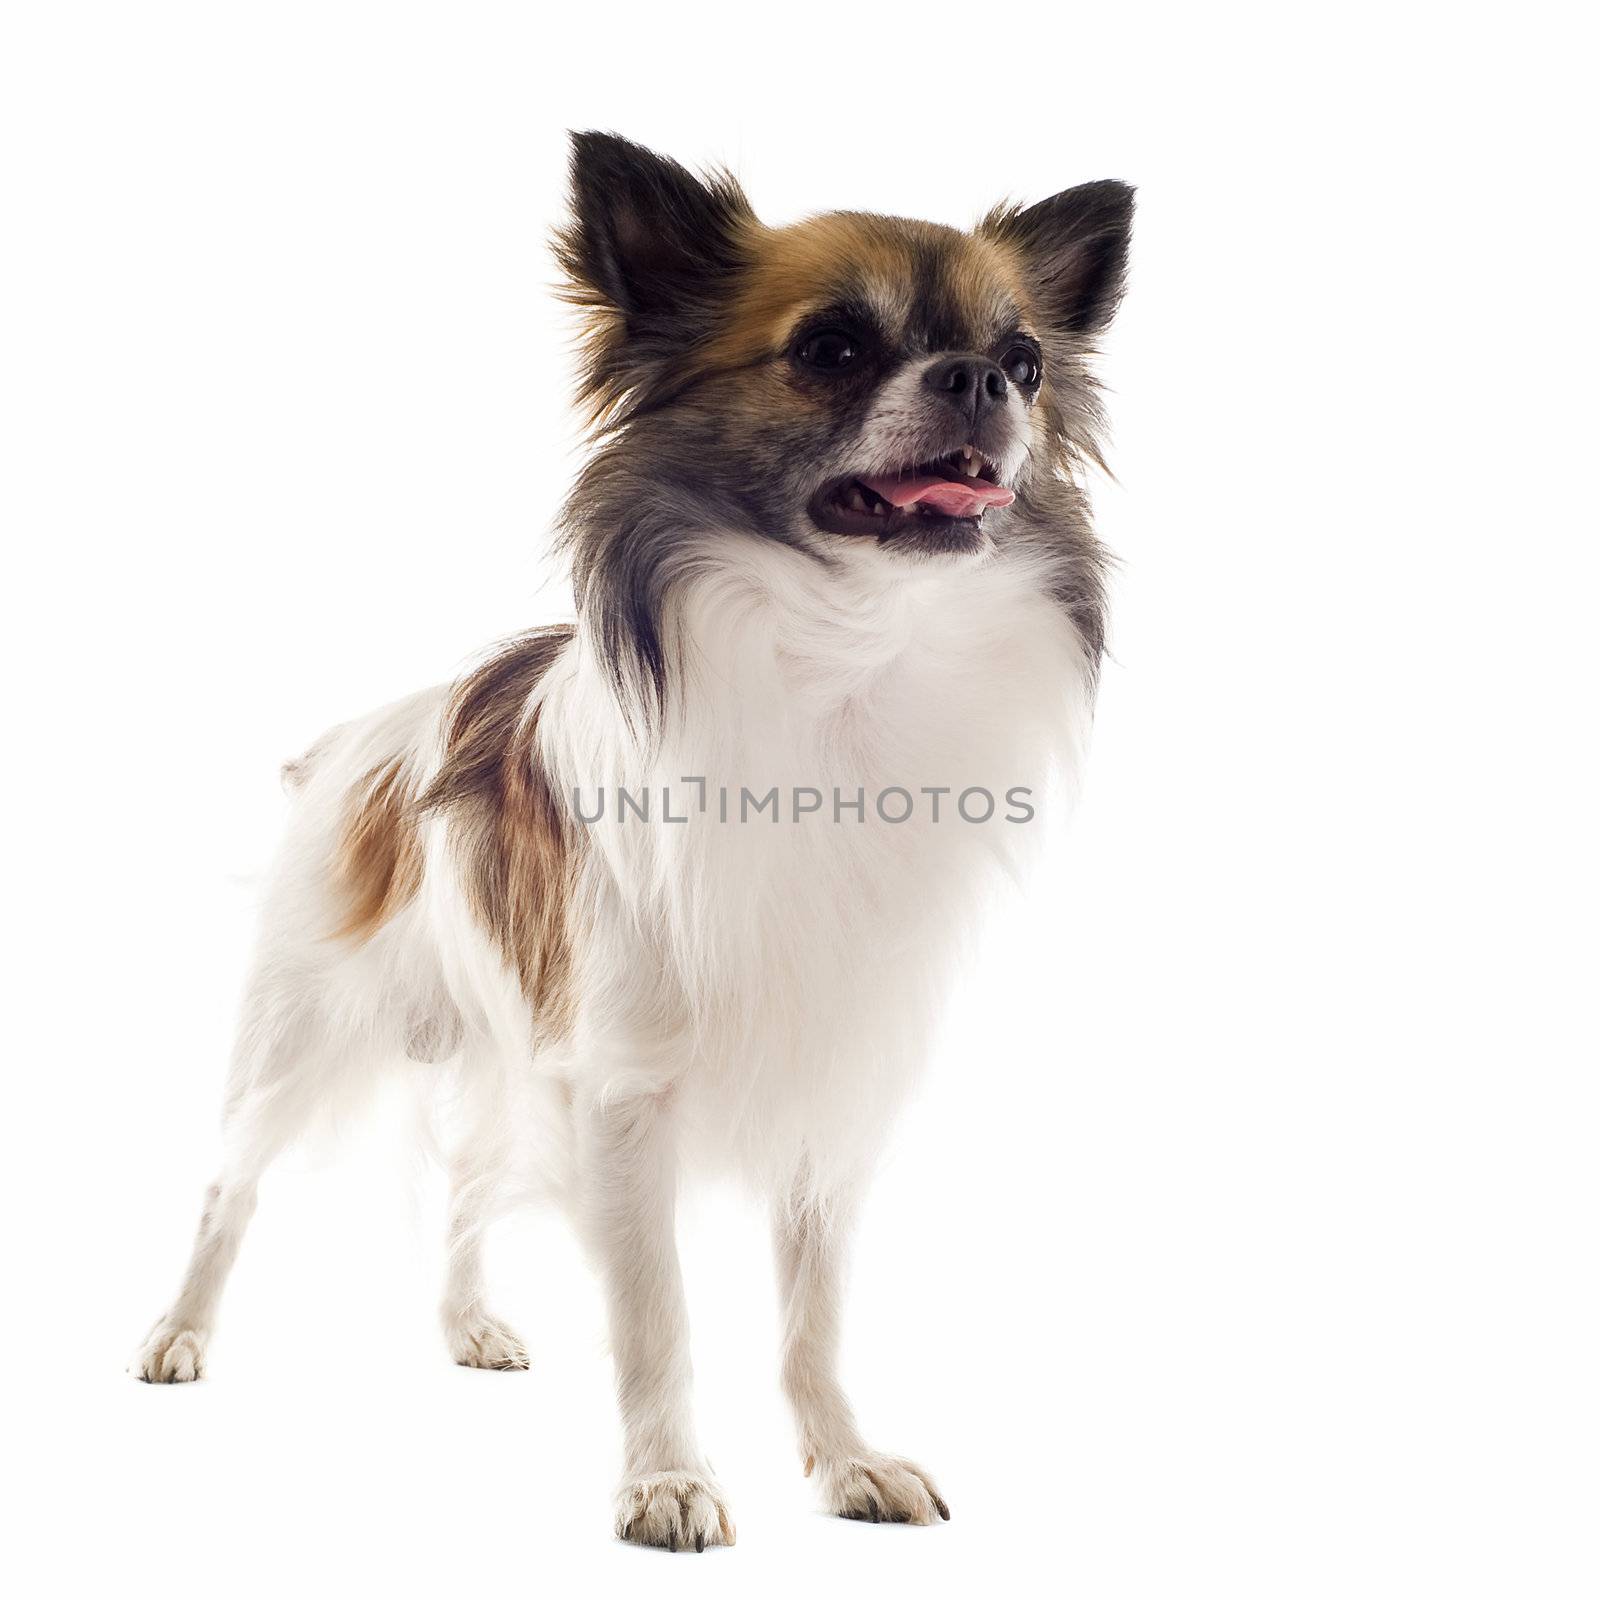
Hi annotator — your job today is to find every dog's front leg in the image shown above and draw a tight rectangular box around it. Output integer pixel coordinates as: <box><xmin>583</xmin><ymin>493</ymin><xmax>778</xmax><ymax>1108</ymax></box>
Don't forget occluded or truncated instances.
<box><xmin>579</xmin><ymin>1088</ymin><xmax>734</xmax><ymax>1551</ymax></box>
<box><xmin>774</xmin><ymin>1190</ymin><xmax>951</xmax><ymax>1526</ymax></box>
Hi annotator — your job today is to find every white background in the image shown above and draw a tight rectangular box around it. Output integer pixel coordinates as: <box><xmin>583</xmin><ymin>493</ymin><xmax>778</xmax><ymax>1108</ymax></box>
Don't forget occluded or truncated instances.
<box><xmin>3</xmin><ymin>3</ymin><xmax>1595</xmax><ymax>1596</ymax></box>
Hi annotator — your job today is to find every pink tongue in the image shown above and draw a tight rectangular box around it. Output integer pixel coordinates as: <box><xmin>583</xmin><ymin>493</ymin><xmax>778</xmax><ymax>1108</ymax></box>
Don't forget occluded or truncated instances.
<box><xmin>859</xmin><ymin>473</ymin><xmax>1015</xmax><ymax>518</ymax></box>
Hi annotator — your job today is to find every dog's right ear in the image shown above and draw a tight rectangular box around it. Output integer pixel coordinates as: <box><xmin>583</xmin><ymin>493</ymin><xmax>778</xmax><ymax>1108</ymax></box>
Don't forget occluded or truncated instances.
<box><xmin>557</xmin><ymin>131</ymin><xmax>753</xmax><ymax>424</ymax></box>
<box><xmin>979</xmin><ymin>180</ymin><xmax>1135</xmax><ymax>337</ymax></box>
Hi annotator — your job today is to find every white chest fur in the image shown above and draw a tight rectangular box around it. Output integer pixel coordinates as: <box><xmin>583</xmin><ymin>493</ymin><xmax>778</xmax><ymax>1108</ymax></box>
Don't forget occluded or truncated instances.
<box><xmin>542</xmin><ymin>538</ymin><xmax>1095</xmax><ymax>1189</ymax></box>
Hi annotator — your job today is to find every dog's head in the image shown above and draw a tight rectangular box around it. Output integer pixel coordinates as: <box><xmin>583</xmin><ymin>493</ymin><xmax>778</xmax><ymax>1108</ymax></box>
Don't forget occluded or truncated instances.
<box><xmin>556</xmin><ymin>133</ymin><xmax>1131</xmax><ymax>699</ymax></box>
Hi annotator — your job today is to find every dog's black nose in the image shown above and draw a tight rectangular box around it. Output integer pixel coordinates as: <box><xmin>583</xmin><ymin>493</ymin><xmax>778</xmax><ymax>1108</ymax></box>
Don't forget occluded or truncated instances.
<box><xmin>924</xmin><ymin>355</ymin><xmax>1008</xmax><ymax>422</ymax></box>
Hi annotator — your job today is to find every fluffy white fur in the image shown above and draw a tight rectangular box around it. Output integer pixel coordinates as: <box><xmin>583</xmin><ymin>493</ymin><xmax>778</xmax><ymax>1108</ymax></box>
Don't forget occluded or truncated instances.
<box><xmin>131</xmin><ymin>108</ymin><xmax>1141</xmax><ymax>1548</ymax></box>
<box><xmin>135</xmin><ymin>527</ymin><xmax>1092</xmax><ymax>1541</ymax></box>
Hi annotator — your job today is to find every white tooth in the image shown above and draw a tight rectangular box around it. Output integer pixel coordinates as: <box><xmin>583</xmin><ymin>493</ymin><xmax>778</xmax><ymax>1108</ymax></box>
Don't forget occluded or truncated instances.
<box><xmin>847</xmin><ymin>488</ymin><xmax>868</xmax><ymax>512</ymax></box>
<box><xmin>962</xmin><ymin>445</ymin><xmax>973</xmax><ymax>460</ymax></box>
<box><xmin>872</xmin><ymin>501</ymin><xmax>887</xmax><ymax>516</ymax></box>
<box><xmin>964</xmin><ymin>454</ymin><xmax>980</xmax><ymax>477</ymax></box>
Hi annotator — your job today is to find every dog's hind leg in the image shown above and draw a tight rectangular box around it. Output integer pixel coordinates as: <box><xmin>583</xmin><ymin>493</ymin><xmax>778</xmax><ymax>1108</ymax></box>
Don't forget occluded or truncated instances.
<box><xmin>133</xmin><ymin>982</ymin><xmax>338</xmax><ymax>1383</ymax></box>
<box><xmin>439</xmin><ymin>1050</ymin><xmax>528</xmax><ymax>1371</ymax></box>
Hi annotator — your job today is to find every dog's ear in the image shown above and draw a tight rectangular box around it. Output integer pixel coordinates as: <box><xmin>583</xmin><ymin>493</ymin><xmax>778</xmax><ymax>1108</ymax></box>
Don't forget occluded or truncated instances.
<box><xmin>980</xmin><ymin>181</ymin><xmax>1135</xmax><ymax>335</ymax></box>
<box><xmin>557</xmin><ymin>131</ymin><xmax>754</xmax><ymax>423</ymax></box>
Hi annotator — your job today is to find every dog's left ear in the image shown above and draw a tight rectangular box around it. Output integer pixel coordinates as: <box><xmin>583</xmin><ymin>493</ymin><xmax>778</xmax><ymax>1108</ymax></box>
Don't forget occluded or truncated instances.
<box><xmin>557</xmin><ymin>131</ymin><xmax>754</xmax><ymax>421</ymax></box>
<box><xmin>980</xmin><ymin>180</ymin><xmax>1135</xmax><ymax>336</ymax></box>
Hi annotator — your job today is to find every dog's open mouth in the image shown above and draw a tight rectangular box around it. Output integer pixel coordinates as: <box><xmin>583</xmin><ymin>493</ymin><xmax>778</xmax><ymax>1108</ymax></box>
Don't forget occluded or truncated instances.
<box><xmin>809</xmin><ymin>447</ymin><xmax>1015</xmax><ymax>539</ymax></box>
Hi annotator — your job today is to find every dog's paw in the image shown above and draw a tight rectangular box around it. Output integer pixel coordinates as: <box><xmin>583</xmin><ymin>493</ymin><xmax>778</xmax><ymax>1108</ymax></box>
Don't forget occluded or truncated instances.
<box><xmin>447</xmin><ymin>1314</ymin><xmax>530</xmax><ymax>1371</ymax></box>
<box><xmin>813</xmin><ymin>1453</ymin><xmax>950</xmax><ymax>1525</ymax></box>
<box><xmin>615</xmin><ymin>1471</ymin><xmax>736</xmax><ymax>1552</ymax></box>
<box><xmin>133</xmin><ymin>1321</ymin><xmax>207</xmax><ymax>1384</ymax></box>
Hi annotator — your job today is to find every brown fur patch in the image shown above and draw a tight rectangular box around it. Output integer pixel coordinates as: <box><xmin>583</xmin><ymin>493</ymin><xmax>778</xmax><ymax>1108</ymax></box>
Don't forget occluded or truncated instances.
<box><xmin>332</xmin><ymin>757</ymin><xmax>424</xmax><ymax>942</ymax></box>
<box><xmin>714</xmin><ymin>214</ymin><xmax>918</xmax><ymax>365</ymax></box>
<box><xmin>420</xmin><ymin>627</ymin><xmax>580</xmax><ymax>1036</ymax></box>
<box><xmin>710</xmin><ymin>214</ymin><xmax>1031</xmax><ymax>371</ymax></box>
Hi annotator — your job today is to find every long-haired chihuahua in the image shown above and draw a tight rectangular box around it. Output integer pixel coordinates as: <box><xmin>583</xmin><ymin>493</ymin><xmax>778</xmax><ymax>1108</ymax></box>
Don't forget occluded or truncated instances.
<box><xmin>135</xmin><ymin>132</ymin><xmax>1133</xmax><ymax>1552</ymax></box>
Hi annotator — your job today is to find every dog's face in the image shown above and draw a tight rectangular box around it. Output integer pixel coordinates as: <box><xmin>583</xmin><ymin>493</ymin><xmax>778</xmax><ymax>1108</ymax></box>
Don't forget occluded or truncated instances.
<box><xmin>558</xmin><ymin>134</ymin><xmax>1133</xmax><ymax>567</ymax></box>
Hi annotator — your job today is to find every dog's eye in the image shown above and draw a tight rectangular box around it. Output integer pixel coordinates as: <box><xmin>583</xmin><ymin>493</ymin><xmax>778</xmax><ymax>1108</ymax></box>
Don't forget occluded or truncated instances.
<box><xmin>1001</xmin><ymin>345</ymin><xmax>1041</xmax><ymax>387</ymax></box>
<box><xmin>796</xmin><ymin>330</ymin><xmax>858</xmax><ymax>372</ymax></box>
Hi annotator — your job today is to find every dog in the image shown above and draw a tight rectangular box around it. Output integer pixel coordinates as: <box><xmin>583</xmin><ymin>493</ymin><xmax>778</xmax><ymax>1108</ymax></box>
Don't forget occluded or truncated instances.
<box><xmin>134</xmin><ymin>131</ymin><xmax>1133</xmax><ymax>1551</ymax></box>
